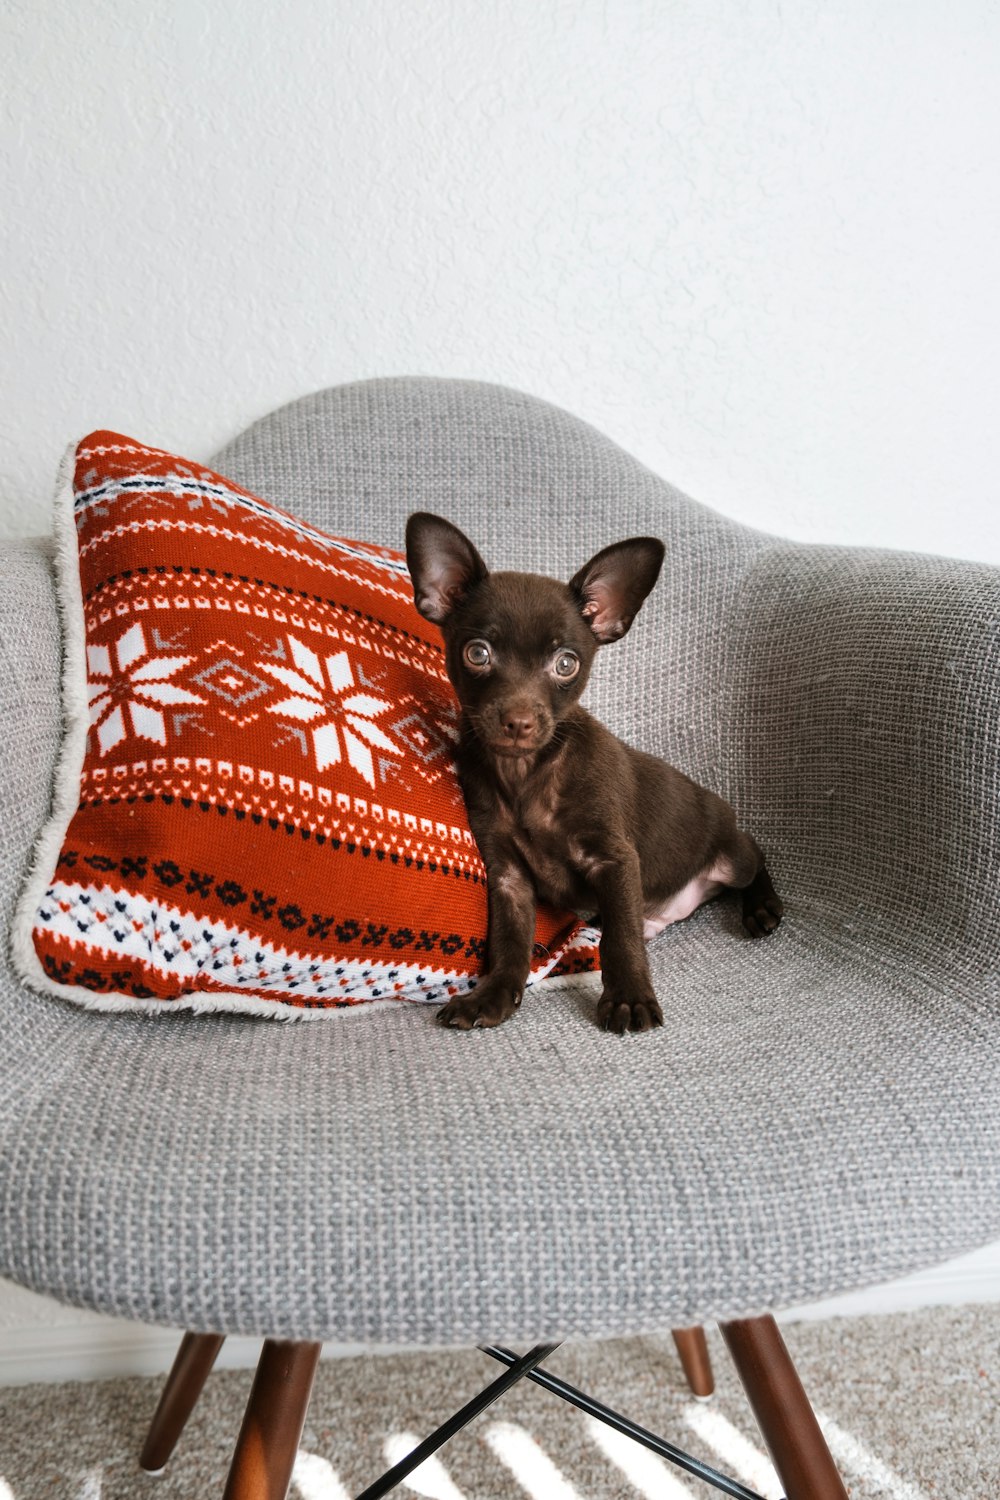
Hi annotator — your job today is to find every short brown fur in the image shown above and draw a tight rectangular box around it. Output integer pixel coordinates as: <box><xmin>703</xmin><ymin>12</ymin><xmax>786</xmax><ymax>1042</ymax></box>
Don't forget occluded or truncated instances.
<box><xmin>405</xmin><ymin>513</ymin><xmax>782</xmax><ymax>1033</ymax></box>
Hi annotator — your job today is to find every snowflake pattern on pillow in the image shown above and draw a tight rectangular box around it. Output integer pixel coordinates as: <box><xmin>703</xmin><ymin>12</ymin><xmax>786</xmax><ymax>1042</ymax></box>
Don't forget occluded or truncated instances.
<box><xmin>16</xmin><ymin>432</ymin><xmax>599</xmax><ymax>1016</ymax></box>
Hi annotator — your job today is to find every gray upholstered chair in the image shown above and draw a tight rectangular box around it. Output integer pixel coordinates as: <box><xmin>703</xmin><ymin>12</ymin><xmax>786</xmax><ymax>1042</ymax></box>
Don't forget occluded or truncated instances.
<box><xmin>3</xmin><ymin>379</ymin><xmax>999</xmax><ymax>1499</ymax></box>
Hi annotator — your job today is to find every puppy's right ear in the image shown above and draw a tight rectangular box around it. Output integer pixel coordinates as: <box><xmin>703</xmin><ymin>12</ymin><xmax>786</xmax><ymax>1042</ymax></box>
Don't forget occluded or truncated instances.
<box><xmin>405</xmin><ymin>512</ymin><xmax>489</xmax><ymax>625</ymax></box>
<box><xmin>569</xmin><ymin>536</ymin><xmax>665</xmax><ymax>643</ymax></box>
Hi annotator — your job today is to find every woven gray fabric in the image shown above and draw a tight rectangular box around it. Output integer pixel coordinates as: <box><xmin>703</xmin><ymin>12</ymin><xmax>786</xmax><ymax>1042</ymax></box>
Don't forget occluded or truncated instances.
<box><xmin>1</xmin><ymin>378</ymin><xmax>998</xmax><ymax>1345</ymax></box>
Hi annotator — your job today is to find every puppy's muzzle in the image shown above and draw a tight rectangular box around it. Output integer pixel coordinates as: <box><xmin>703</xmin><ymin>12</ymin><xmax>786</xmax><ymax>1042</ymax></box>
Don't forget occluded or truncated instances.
<box><xmin>486</xmin><ymin>701</ymin><xmax>553</xmax><ymax>755</ymax></box>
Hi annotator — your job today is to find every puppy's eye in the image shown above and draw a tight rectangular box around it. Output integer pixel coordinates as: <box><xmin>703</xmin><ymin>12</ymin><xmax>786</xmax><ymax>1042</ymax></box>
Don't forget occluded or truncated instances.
<box><xmin>553</xmin><ymin>650</ymin><xmax>580</xmax><ymax>679</ymax></box>
<box><xmin>464</xmin><ymin>640</ymin><xmax>493</xmax><ymax>671</ymax></box>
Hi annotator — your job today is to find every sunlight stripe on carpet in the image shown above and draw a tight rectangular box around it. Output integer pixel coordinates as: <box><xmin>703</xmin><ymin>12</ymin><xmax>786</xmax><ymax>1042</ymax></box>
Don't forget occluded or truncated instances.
<box><xmin>292</xmin><ymin>1450</ymin><xmax>351</xmax><ymax>1500</ymax></box>
<box><xmin>383</xmin><ymin>1432</ymin><xmax>468</xmax><ymax>1499</ymax></box>
<box><xmin>585</xmin><ymin>1415</ymin><xmax>698</xmax><ymax>1497</ymax></box>
<box><xmin>683</xmin><ymin>1404</ymin><xmax>782</xmax><ymax>1499</ymax></box>
<box><xmin>816</xmin><ymin>1411</ymin><xmax>931</xmax><ymax>1500</ymax></box>
<box><xmin>483</xmin><ymin>1420</ymin><xmax>584</xmax><ymax>1499</ymax></box>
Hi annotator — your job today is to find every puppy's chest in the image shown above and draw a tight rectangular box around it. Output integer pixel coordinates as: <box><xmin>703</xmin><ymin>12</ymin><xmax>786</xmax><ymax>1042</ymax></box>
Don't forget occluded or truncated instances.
<box><xmin>498</xmin><ymin>798</ymin><xmax>596</xmax><ymax>909</ymax></box>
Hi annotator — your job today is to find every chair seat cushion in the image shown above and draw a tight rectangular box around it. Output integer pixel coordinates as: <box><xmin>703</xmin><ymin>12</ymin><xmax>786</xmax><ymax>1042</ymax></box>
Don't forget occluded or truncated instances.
<box><xmin>0</xmin><ymin>896</ymin><xmax>996</xmax><ymax>1343</ymax></box>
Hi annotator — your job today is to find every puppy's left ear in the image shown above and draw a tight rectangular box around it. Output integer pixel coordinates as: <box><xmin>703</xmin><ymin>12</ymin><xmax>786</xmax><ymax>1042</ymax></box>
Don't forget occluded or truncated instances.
<box><xmin>569</xmin><ymin>537</ymin><xmax>665</xmax><ymax>643</ymax></box>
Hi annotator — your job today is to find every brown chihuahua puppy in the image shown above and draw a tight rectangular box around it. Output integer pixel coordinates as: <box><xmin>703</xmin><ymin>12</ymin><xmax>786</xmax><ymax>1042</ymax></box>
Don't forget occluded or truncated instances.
<box><xmin>405</xmin><ymin>513</ymin><xmax>783</xmax><ymax>1034</ymax></box>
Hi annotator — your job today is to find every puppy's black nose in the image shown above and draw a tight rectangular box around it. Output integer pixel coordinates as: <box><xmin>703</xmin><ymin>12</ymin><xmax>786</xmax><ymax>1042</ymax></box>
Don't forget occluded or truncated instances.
<box><xmin>502</xmin><ymin>712</ymin><xmax>537</xmax><ymax>742</ymax></box>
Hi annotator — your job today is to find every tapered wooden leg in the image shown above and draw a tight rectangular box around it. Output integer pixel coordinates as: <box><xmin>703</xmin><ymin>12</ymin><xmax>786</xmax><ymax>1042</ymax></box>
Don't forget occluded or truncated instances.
<box><xmin>719</xmin><ymin>1315</ymin><xmax>848</xmax><ymax>1500</ymax></box>
<box><xmin>140</xmin><ymin>1331</ymin><xmax>226</xmax><ymax>1473</ymax></box>
<box><xmin>671</xmin><ymin>1326</ymin><xmax>715</xmax><ymax>1398</ymax></box>
<box><xmin>223</xmin><ymin>1338</ymin><xmax>323</xmax><ymax>1500</ymax></box>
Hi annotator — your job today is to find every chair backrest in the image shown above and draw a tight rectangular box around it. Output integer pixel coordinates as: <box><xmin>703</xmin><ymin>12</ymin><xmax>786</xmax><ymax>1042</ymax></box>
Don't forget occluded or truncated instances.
<box><xmin>212</xmin><ymin>378</ymin><xmax>773</xmax><ymax>792</ymax></box>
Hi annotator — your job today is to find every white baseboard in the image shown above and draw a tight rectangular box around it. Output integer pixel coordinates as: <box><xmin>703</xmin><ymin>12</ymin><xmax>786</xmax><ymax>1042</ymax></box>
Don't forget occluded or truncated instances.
<box><xmin>0</xmin><ymin>1320</ymin><xmax>253</xmax><ymax>1389</ymax></box>
<box><xmin>0</xmin><ymin>1317</ymin><xmax>404</xmax><ymax>1390</ymax></box>
<box><xmin>777</xmin><ymin>1240</ymin><xmax>1000</xmax><ymax>1323</ymax></box>
<box><xmin>1</xmin><ymin>1241</ymin><xmax>998</xmax><ymax>1388</ymax></box>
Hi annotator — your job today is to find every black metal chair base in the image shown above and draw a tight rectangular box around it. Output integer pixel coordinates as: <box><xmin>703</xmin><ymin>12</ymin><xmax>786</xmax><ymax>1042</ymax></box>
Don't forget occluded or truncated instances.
<box><xmin>353</xmin><ymin>1344</ymin><xmax>557</xmax><ymax>1500</ymax></box>
<box><xmin>355</xmin><ymin>1341</ymin><xmax>776</xmax><ymax>1500</ymax></box>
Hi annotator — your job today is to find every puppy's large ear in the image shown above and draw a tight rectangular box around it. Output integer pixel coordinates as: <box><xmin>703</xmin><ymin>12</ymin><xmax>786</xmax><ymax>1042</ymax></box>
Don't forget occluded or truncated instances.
<box><xmin>569</xmin><ymin>537</ymin><xmax>665</xmax><ymax>643</ymax></box>
<box><xmin>405</xmin><ymin>512</ymin><xmax>489</xmax><ymax>625</ymax></box>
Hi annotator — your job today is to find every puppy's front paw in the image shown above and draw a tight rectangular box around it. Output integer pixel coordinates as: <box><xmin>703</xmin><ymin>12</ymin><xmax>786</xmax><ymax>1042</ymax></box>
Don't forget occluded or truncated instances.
<box><xmin>437</xmin><ymin>980</ymin><xmax>521</xmax><ymax>1030</ymax></box>
<box><xmin>596</xmin><ymin>988</ymin><xmax>663</xmax><ymax>1035</ymax></box>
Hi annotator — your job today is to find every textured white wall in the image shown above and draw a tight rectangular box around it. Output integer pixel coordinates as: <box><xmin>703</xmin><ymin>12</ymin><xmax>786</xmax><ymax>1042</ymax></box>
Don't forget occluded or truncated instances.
<box><xmin>2</xmin><ymin>1</ymin><xmax>998</xmax><ymax>560</ymax></box>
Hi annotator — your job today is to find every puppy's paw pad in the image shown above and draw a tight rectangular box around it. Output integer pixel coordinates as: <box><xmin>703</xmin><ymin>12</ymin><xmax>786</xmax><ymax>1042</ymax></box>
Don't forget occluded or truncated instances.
<box><xmin>597</xmin><ymin>992</ymin><xmax>663</xmax><ymax>1035</ymax></box>
<box><xmin>598</xmin><ymin>1001</ymin><xmax>631</xmax><ymax>1035</ymax></box>
<box><xmin>436</xmin><ymin>1000</ymin><xmax>477</xmax><ymax>1029</ymax></box>
<box><xmin>742</xmin><ymin>896</ymin><xmax>783</xmax><ymax>938</ymax></box>
<box><xmin>631</xmin><ymin>1000</ymin><xmax>664</xmax><ymax>1032</ymax></box>
<box><xmin>437</xmin><ymin>987</ymin><xmax>519</xmax><ymax>1030</ymax></box>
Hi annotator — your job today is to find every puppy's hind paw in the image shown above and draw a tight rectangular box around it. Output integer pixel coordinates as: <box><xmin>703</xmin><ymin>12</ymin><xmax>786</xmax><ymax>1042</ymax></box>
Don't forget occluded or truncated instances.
<box><xmin>597</xmin><ymin>989</ymin><xmax>664</xmax><ymax>1035</ymax></box>
<box><xmin>742</xmin><ymin>894</ymin><xmax>784</xmax><ymax>938</ymax></box>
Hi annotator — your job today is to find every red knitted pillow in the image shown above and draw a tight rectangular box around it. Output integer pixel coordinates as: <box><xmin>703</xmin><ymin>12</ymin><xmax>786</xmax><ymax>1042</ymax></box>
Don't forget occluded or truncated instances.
<box><xmin>13</xmin><ymin>432</ymin><xmax>599</xmax><ymax>1016</ymax></box>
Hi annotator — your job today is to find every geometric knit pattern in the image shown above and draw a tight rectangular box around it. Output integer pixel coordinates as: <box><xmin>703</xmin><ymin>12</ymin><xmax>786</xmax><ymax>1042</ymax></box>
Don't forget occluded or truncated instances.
<box><xmin>15</xmin><ymin>431</ymin><xmax>599</xmax><ymax>1015</ymax></box>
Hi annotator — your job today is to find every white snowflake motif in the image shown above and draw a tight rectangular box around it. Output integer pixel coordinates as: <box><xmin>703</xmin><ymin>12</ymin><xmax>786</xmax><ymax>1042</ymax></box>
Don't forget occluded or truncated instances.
<box><xmin>258</xmin><ymin>635</ymin><xmax>401</xmax><ymax>786</ymax></box>
<box><xmin>86</xmin><ymin>623</ymin><xmax>204</xmax><ymax>755</ymax></box>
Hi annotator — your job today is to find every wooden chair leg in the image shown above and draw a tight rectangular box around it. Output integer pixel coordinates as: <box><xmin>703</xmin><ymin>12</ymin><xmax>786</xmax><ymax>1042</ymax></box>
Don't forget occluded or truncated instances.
<box><xmin>671</xmin><ymin>1325</ymin><xmax>715</xmax><ymax>1398</ymax></box>
<box><xmin>719</xmin><ymin>1315</ymin><xmax>848</xmax><ymax>1500</ymax></box>
<box><xmin>223</xmin><ymin>1338</ymin><xmax>323</xmax><ymax>1500</ymax></box>
<box><xmin>140</xmin><ymin>1331</ymin><xmax>226</xmax><ymax>1473</ymax></box>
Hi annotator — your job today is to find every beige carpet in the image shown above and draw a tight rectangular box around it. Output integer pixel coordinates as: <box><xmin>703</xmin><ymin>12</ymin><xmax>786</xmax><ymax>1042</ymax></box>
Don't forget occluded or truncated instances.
<box><xmin>1</xmin><ymin>1305</ymin><xmax>998</xmax><ymax>1499</ymax></box>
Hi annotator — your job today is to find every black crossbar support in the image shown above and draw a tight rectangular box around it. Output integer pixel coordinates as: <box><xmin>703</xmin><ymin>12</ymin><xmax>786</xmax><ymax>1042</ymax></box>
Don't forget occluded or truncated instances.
<box><xmin>353</xmin><ymin>1342</ymin><xmax>559</xmax><ymax>1500</ymax></box>
<box><xmin>481</xmin><ymin>1343</ymin><xmax>774</xmax><ymax>1500</ymax></box>
<box><xmin>352</xmin><ymin>1338</ymin><xmax>779</xmax><ymax>1500</ymax></box>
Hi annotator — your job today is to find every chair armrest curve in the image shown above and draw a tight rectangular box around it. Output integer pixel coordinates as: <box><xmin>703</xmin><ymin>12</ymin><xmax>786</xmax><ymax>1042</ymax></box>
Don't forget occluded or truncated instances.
<box><xmin>0</xmin><ymin>540</ymin><xmax>63</xmax><ymax>946</ymax></box>
<box><xmin>727</xmin><ymin>543</ymin><xmax>1000</xmax><ymax>976</ymax></box>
